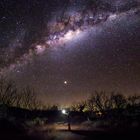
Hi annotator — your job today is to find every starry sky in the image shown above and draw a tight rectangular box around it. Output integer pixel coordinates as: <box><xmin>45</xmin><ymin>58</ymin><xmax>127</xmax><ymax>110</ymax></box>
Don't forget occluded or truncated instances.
<box><xmin>0</xmin><ymin>0</ymin><xmax>140</xmax><ymax>106</ymax></box>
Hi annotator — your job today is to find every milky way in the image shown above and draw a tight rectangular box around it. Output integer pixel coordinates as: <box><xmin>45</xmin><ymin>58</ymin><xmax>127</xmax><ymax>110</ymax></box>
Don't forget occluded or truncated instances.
<box><xmin>0</xmin><ymin>0</ymin><xmax>140</xmax><ymax>105</ymax></box>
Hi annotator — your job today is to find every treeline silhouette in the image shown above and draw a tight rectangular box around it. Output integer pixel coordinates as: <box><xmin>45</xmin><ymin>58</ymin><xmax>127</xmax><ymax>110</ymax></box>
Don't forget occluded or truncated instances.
<box><xmin>71</xmin><ymin>91</ymin><xmax>140</xmax><ymax>113</ymax></box>
<box><xmin>0</xmin><ymin>77</ymin><xmax>140</xmax><ymax>127</ymax></box>
<box><xmin>0</xmin><ymin>77</ymin><xmax>42</xmax><ymax>110</ymax></box>
<box><xmin>70</xmin><ymin>91</ymin><xmax>140</xmax><ymax>129</ymax></box>
<box><xmin>0</xmin><ymin>77</ymin><xmax>63</xmax><ymax>123</ymax></box>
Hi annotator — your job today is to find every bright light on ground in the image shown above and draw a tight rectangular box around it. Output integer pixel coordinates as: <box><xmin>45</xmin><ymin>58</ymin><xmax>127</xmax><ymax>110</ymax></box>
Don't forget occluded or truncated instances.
<box><xmin>62</xmin><ymin>109</ymin><xmax>66</xmax><ymax>114</ymax></box>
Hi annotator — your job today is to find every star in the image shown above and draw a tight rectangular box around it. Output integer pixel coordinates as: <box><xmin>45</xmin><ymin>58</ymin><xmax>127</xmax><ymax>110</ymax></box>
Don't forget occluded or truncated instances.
<box><xmin>64</xmin><ymin>81</ymin><xmax>68</xmax><ymax>85</ymax></box>
<box><xmin>0</xmin><ymin>0</ymin><xmax>139</xmax><ymax>106</ymax></box>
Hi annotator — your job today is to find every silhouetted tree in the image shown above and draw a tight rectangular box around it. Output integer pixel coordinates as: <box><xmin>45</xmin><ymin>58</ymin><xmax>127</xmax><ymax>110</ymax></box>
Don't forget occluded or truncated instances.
<box><xmin>49</xmin><ymin>105</ymin><xmax>59</xmax><ymax>111</ymax></box>
<box><xmin>20</xmin><ymin>86</ymin><xmax>41</xmax><ymax>110</ymax></box>
<box><xmin>71</xmin><ymin>101</ymin><xmax>87</xmax><ymax>112</ymax></box>
<box><xmin>88</xmin><ymin>91</ymin><xmax>112</xmax><ymax>113</ymax></box>
<box><xmin>110</xmin><ymin>93</ymin><xmax>127</xmax><ymax>109</ymax></box>
<box><xmin>127</xmin><ymin>95</ymin><xmax>140</xmax><ymax>106</ymax></box>
<box><xmin>0</xmin><ymin>77</ymin><xmax>17</xmax><ymax>106</ymax></box>
<box><xmin>0</xmin><ymin>77</ymin><xmax>43</xmax><ymax>111</ymax></box>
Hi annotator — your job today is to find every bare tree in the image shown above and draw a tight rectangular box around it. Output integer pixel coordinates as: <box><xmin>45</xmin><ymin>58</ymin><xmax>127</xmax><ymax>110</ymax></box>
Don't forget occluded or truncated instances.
<box><xmin>88</xmin><ymin>91</ymin><xmax>112</xmax><ymax>113</ymax></box>
<box><xmin>0</xmin><ymin>77</ymin><xmax>42</xmax><ymax>110</ymax></box>
<box><xmin>20</xmin><ymin>86</ymin><xmax>41</xmax><ymax>110</ymax></box>
<box><xmin>110</xmin><ymin>93</ymin><xmax>127</xmax><ymax>109</ymax></box>
<box><xmin>71</xmin><ymin>101</ymin><xmax>87</xmax><ymax>112</ymax></box>
<box><xmin>0</xmin><ymin>77</ymin><xmax>17</xmax><ymax>106</ymax></box>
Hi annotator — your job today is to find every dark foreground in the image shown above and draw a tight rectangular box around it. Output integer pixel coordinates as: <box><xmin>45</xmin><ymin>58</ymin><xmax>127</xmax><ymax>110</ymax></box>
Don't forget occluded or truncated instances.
<box><xmin>1</xmin><ymin>123</ymin><xmax>140</xmax><ymax>140</ymax></box>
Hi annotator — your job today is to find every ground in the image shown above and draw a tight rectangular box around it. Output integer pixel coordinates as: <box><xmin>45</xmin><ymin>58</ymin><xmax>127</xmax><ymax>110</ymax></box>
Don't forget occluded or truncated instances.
<box><xmin>0</xmin><ymin>120</ymin><xmax>140</xmax><ymax>140</ymax></box>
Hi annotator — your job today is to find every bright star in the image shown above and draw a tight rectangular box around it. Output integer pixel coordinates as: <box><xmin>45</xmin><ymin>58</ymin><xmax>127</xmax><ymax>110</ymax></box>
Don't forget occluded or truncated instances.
<box><xmin>64</xmin><ymin>81</ymin><xmax>68</xmax><ymax>85</ymax></box>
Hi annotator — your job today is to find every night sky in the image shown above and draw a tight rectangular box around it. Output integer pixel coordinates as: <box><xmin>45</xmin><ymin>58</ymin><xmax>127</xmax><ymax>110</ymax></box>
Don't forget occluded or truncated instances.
<box><xmin>0</xmin><ymin>0</ymin><xmax>140</xmax><ymax>106</ymax></box>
